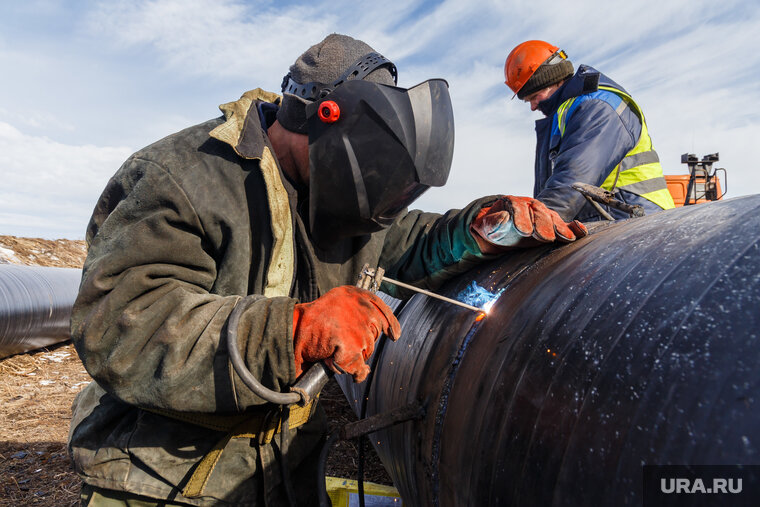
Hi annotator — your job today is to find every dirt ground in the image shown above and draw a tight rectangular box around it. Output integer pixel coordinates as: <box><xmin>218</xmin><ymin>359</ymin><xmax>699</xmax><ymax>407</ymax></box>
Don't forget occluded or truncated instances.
<box><xmin>0</xmin><ymin>236</ymin><xmax>88</xmax><ymax>268</ymax></box>
<box><xmin>0</xmin><ymin>343</ymin><xmax>91</xmax><ymax>506</ymax></box>
<box><xmin>0</xmin><ymin>235</ymin><xmax>391</xmax><ymax>506</ymax></box>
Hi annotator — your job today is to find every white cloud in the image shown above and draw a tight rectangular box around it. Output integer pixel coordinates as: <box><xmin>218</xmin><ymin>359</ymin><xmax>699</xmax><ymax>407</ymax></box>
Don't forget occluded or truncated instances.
<box><xmin>0</xmin><ymin>122</ymin><xmax>132</xmax><ymax>239</ymax></box>
<box><xmin>0</xmin><ymin>106</ymin><xmax>76</xmax><ymax>133</ymax></box>
<box><xmin>1</xmin><ymin>0</ymin><xmax>759</xmax><ymax>237</ymax></box>
<box><xmin>84</xmin><ymin>0</ymin><xmax>334</xmax><ymax>87</ymax></box>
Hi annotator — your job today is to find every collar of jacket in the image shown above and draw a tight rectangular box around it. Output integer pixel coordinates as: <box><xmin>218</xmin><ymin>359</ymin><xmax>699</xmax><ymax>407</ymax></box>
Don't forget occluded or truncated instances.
<box><xmin>210</xmin><ymin>88</ymin><xmax>295</xmax><ymax>298</ymax></box>
<box><xmin>537</xmin><ymin>64</ymin><xmax>601</xmax><ymax>117</ymax></box>
<box><xmin>209</xmin><ymin>88</ymin><xmax>282</xmax><ymax>160</ymax></box>
<box><xmin>537</xmin><ymin>65</ymin><xmax>633</xmax><ymax>117</ymax></box>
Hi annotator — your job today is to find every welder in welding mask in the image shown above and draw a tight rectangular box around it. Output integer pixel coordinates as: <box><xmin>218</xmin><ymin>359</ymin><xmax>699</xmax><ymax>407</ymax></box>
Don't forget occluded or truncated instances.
<box><xmin>274</xmin><ymin>35</ymin><xmax>588</xmax><ymax>383</ymax></box>
<box><xmin>68</xmin><ymin>33</ymin><xmax>589</xmax><ymax>507</ymax></box>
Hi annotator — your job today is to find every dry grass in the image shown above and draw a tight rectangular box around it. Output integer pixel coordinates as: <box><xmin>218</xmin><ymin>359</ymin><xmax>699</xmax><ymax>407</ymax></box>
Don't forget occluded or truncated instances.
<box><xmin>0</xmin><ymin>343</ymin><xmax>90</xmax><ymax>506</ymax></box>
<box><xmin>0</xmin><ymin>236</ymin><xmax>87</xmax><ymax>268</ymax></box>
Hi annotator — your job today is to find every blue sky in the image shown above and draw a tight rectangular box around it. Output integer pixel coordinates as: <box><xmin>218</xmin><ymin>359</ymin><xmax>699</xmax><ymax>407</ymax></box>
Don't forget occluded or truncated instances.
<box><xmin>1</xmin><ymin>0</ymin><xmax>758</xmax><ymax>239</ymax></box>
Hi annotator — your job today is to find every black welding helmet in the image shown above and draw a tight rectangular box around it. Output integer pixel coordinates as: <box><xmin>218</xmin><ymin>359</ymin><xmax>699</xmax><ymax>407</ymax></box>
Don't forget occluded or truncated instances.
<box><xmin>282</xmin><ymin>51</ymin><xmax>454</xmax><ymax>245</ymax></box>
<box><xmin>304</xmin><ymin>78</ymin><xmax>454</xmax><ymax>245</ymax></box>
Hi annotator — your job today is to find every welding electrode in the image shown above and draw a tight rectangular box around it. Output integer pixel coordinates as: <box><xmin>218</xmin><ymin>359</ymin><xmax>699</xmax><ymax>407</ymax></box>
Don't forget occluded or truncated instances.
<box><xmin>357</xmin><ymin>264</ymin><xmax>486</xmax><ymax>316</ymax></box>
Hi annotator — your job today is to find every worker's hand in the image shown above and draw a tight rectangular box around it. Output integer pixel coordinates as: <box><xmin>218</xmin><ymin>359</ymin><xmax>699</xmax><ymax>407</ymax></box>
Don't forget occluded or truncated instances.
<box><xmin>292</xmin><ymin>286</ymin><xmax>401</xmax><ymax>383</ymax></box>
<box><xmin>470</xmin><ymin>196</ymin><xmax>587</xmax><ymax>254</ymax></box>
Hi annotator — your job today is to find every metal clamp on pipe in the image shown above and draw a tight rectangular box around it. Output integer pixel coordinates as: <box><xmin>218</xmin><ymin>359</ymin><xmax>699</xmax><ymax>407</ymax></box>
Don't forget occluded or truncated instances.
<box><xmin>317</xmin><ymin>400</ymin><xmax>426</xmax><ymax>507</ymax></box>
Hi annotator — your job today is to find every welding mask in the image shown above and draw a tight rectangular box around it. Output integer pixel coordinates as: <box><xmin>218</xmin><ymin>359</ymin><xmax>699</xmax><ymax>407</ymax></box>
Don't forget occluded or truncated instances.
<box><xmin>303</xmin><ymin>78</ymin><xmax>454</xmax><ymax>245</ymax></box>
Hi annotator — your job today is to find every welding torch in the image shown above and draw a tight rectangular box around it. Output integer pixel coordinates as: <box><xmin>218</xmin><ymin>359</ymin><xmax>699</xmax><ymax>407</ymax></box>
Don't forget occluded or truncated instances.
<box><xmin>227</xmin><ymin>264</ymin><xmax>485</xmax><ymax>407</ymax></box>
<box><xmin>355</xmin><ymin>264</ymin><xmax>484</xmax><ymax>314</ymax></box>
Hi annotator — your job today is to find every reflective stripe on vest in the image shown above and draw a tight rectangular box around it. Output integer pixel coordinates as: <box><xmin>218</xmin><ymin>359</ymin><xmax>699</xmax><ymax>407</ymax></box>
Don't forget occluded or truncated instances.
<box><xmin>555</xmin><ymin>85</ymin><xmax>675</xmax><ymax>210</ymax></box>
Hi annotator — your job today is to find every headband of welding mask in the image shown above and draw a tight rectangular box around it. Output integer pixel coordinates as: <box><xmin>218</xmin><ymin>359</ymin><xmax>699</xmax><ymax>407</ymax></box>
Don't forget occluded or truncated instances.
<box><xmin>281</xmin><ymin>52</ymin><xmax>399</xmax><ymax>102</ymax></box>
<box><xmin>304</xmin><ymin>77</ymin><xmax>454</xmax><ymax>245</ymax></box>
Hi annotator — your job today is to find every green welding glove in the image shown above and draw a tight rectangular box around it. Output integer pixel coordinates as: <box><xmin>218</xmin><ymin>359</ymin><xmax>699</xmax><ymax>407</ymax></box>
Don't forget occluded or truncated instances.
<box><xmin>470</xmin><ymin>195</ymin><xmax>588</xmax><ymax>254</ymax></box>
<box><xmin>292</xmin><ymin>286</ymin><xmax>401</xmax><ymax>383</ymax></box>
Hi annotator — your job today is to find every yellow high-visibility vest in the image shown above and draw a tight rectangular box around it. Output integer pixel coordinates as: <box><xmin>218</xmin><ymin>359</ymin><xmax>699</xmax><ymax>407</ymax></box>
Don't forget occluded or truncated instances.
<box><xmin>556</xmin><ymin>85</ymin><xmax>675</xmax><ymax>210</ymax></box>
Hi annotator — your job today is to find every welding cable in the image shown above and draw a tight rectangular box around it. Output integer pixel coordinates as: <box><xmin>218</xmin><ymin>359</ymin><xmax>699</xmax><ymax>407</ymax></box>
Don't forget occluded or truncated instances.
<box><xmin>357</xmin><ymin>319</ymin><xmax>394</xmax><ymax>506</ymax></box>
<box><xmin>317</xmin><ymin>431</ymin><xmax>341</xmax><ymax>507</ymax></box>
<box><xmin>227</xmin><ymin>295</ymin><xmax>302</xmax><ymax>405</ymax></box>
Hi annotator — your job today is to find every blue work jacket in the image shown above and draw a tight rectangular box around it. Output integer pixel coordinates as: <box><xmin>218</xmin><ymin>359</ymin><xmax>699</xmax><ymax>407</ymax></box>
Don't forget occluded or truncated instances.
<box><xmin>533</xmin><ymin>65</ymin><xmax>665</xmax><ymax>221</ymax></box>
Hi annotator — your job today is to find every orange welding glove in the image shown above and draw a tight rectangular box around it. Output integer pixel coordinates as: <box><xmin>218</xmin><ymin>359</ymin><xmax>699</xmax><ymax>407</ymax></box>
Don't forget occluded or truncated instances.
<box><xmin>292</xmin><ymin>286</ymin><xmax>401</xmax><ymax>383</ymax></box>
<box><xmin>471</xmin><ymin>196</ymin><xmax>588</xmax><ymax>254</ymax></box>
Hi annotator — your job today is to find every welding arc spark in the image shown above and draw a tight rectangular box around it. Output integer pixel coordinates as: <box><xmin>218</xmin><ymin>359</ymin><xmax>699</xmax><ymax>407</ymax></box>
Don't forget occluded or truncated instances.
<box><xmin>457</xmin><ymin>281</ymin><xmax>504</xmax><ymax>315</ymax></box>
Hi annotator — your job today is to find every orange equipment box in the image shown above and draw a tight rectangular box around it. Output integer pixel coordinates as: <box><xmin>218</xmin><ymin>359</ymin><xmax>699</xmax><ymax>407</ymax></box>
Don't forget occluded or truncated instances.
<box><xmin>665</xmin><ymin>174</ymin><xmax>723</xmax><ymax>207</ymax></box>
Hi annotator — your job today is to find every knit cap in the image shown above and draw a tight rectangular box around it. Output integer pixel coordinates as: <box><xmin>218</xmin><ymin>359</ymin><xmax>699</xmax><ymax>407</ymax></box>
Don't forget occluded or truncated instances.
<box><xmin>517</xmin><ymin>57</ymin><xmax>574</xmax><ymax>100</ymax></box>
<box><xmin>277</xmin><ymin>34</ymin><xmax>396</xmax><ymax>133</ymax></box>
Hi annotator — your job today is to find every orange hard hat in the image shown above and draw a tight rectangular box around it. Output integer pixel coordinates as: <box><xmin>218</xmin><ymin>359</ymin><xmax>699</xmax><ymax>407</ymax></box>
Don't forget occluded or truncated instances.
<box><xmin>504</xmin><ymin>40</ymin><xmax>564</xmax><ymax>96</ymax></box>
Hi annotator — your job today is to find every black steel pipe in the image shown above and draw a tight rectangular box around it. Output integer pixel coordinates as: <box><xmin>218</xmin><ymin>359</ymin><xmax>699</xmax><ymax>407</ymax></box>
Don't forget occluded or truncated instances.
<box><xmin>0</xmin><ymin>265</ymin><xmax>81</xmax><ymax>358</ymax></box>
<box><xmin>338</xmin><ymin>194</ymin><xmax>760</xmax><ymax>506</ymax></box>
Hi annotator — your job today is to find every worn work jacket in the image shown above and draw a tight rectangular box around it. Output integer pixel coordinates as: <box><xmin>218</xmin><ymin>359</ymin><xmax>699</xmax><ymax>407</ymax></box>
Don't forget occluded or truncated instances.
<box><xmin>533</xmin><ymin>65</ymin><xmax>674</xmax><ymax>222</ymax></box>
<box><xmin>68</xmin><ymin>88</ymin><xmax>496</xmax><ymax>506</ymax></box>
